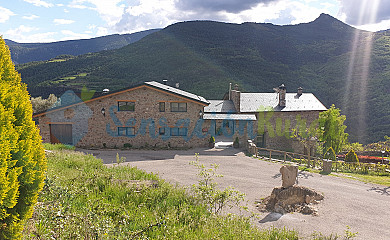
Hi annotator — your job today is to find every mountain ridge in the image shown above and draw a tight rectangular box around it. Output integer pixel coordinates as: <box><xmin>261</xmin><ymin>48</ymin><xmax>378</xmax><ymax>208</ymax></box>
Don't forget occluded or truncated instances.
<box><xmin>6</xmin><ymin>29</ymin><xmax>160</xmax><ymax>64</ymax></box>
<box><xmin>16</xmin><ymin>13</ymin><xmax>390</xmax><ymax>144</ymax></box>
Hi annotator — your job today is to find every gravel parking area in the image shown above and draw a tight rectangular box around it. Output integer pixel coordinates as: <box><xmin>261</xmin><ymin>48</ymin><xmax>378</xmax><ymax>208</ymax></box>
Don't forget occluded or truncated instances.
<box><xmin>80</xmin><ymin>147</ymin><xmax>390</xmax><ymax>239</ymax></box>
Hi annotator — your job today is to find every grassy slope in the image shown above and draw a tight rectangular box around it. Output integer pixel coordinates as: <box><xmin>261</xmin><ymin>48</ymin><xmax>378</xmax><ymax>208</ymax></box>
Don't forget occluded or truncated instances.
<box><xmin>17</xmin><ymin>14</ymin><xmax>390</xmax><ymax>143</ymax></box>
<box><xmin>23</xmin><ymin>148</ymin><xmax>298</xmax><ymax>239</ymax></box>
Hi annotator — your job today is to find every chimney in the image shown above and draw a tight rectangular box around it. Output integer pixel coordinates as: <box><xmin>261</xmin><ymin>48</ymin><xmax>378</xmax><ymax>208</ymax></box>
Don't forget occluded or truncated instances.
<box><xmin>297</xmin><ymin>87</ymin><xmax>303</xmax><ymax>96</ymax></box>
<box><xmin>278</xmin><ymin>84</ymin><xmax>286</xmax><ymax>107</ymax></box>
<box><xmin>102</xmin><ymin>88</ymin><xmax>109</xmax><ymax>94</ymax></box>
<box><xmin>229</xmin><ymin>83</ymin><xmax>232</xmax><ymax>100</ymax></box>
<box><xmin>162</xmin><ymin>79</ymin><xmax>168</xmax><ymax>85</ymax></box>
<box><xmin>230</xmin><ymin>83</ymin><xmax>241</xmax><ymax>113</ymax></box>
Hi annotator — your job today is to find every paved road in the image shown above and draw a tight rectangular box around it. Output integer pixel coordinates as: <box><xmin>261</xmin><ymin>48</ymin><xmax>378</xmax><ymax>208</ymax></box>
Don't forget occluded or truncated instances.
<box><xmin>80</xmin><ymin>148</ymin><xmax>390</xmax><ymax>239</ymax></box>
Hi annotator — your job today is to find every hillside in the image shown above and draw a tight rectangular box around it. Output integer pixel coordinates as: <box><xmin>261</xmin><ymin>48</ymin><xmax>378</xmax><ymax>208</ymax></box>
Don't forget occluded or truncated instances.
<box><xmin>5</xmin><ymin>29</ymin><xmax>160</xmax><ymax>64</ymax></box>
<box><xmin>17</xmin><ymin>14</ymin><xmax>390</xmax><ymax>144</ymax></box>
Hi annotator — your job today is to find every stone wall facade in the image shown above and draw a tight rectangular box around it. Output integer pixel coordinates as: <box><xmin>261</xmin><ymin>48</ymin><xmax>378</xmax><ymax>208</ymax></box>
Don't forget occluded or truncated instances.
<box><xmin>252</xmin><ymin>111</ymin><xmax>322</xmax><ymax>154</ymax></box>
<box><xmin>37</xmin><ymin>85</ymin><xmax>210</xmax><ymax>148</ymax></box>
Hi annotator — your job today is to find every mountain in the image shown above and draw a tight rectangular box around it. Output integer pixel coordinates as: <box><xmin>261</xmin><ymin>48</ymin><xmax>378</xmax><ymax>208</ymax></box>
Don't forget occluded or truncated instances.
<box><xmin>16</xmin><ymin>14</ymin><xmax>390</xmax><ymax>144</ymax></box>
<box><xmin>5</xmin><ymin>29</ymin><xmax>160</xmax><ymax>64</ymax></box>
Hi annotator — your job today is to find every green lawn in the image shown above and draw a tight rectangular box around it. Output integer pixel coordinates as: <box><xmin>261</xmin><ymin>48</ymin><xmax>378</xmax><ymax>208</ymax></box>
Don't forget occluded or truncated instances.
<box><xmin>23</xmin><ymin>147</ymin><xmax>299</xmax><ymax>239</ymax></box>
<box><xmin>331</xmin><ymin>172</ymin><xmax>390</xmax><ymax>186</ymax></box>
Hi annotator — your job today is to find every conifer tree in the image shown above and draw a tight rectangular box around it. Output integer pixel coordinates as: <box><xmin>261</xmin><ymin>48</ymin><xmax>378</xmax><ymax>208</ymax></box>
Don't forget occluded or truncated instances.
<box><xmin>345</xmin><ymin>149</ymin><xmax>359</xmax><ymax>163</ymax></box>
<box><xmin>324</xmin><ymin>147</ymin><xmax>336</xmax><ymax>161</ymax></box>
<box><xmin>0</xmin><ymin>37</ymin><xmax>47</xmax><ymax>239</ymax></box>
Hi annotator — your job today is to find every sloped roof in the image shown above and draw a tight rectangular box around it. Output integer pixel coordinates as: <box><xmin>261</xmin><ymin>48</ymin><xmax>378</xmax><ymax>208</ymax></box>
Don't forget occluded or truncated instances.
<box><xmin>240</xmin><ymin>93</ymin><xmax>327</xmax><ymax>112</ymax></box>
<box><xmin>33</xmin><ymin>81</ymin><xmax>209</xmax><ymax>117</ymax></box>
<box><xmin>145</xmin><ymin>81</ymin><xmax>209</xmax><ymax>105</ymax></box>
<box><xmin>204</xmin><ymin>100</ymin><xmax>236</xmax><ymax>113</ymax></box>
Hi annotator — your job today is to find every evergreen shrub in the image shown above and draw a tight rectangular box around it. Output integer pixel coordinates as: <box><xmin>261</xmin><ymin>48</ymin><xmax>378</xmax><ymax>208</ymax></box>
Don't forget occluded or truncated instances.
<box><xmin>0</xmin><ymin>37</ymin><xmax>47</xmax><ymax>239</ymax></box>
<box><xmin>345</xmin><ymin>149</ymin><xmax>359</xmax><ymax>163</ymax></box>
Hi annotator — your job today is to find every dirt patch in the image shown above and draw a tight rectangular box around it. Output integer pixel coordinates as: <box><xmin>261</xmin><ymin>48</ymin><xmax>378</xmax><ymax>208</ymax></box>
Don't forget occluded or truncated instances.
<box><xmin>257</xmin><ymin>185</ymin><xmax>324</xmax><ymax>215</ymax></box>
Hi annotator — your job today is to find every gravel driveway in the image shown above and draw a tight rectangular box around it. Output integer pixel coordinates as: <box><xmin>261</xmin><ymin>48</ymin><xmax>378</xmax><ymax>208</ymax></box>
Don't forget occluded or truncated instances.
<box><xmin>80</xmin><ymin>147</ymin><xmax>390</xmax><ymax>239</ymax></box>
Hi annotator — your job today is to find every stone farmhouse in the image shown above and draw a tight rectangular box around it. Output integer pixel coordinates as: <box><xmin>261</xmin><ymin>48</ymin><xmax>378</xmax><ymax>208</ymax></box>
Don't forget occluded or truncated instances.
<box><xmin>206</xmin><ymin>84</ymin><xmax>327</xmax><ymax>155</ymax></box>
<box><xmin>33</xmin><ymin>81</ymin><xmax>326</xmax><ymax>153</ymax></box>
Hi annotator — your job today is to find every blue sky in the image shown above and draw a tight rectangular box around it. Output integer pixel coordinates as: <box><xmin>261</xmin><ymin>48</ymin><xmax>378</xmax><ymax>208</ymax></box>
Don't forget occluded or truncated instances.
<box><xmin>1</xmin><ymin>0</ymin><xmax>389</xmax><ymax>43</ymax></box>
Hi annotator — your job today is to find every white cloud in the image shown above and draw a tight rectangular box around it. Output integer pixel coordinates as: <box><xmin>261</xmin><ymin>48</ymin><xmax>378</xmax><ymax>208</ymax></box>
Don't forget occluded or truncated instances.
<box><xmin>23</xmin><ymin>0</ymin><xmax>53</xmax><ymax>8</ymax></box>
<box><xmin>88</xmin><ymin>24</ymin><xmax>97</xmax><ymax>30</ymax></box>
<box><xmin>4</xmin><ymin>25</ymin><xmax>57</xmax><ymax>43</ymax></box>
<box><xmin>97</xmin><ymin>27</ymin><xmax>108</xmax><ymax>36</ymax></box>
<box><xmin>288</xmin><ymin>1</ymin><xmax>332</xmax><ymax>24</ymax></box>
<box><xmin>338</xmin><ymin>0</ymin><xmax>387</xmax><ymax>25</ymax></box>
<box><xmin>23</xmin><ymin>14</ymin><xmax>40</xmax><ymax>20</ymax></box>
<box><xmin>68</xmin><ymin>3</ymin><xmax>89</xmax><ymax>9</ymax></box>
<box><xmin>60</xmin><ymin>30</ymin><xmax>91</xmax><ymax>40</ymax></box>
<box><xmin>0</xmin><ymin>6</ymin><xmax>15</xmax><ymax>23</ymax></box>
<box><xmin>115</xmin><ymin>0</ymin><xmax>184</xmax><ymax>33</ymax></box>
<box><xmin>6</xmin><ymin>25</ymin><xmax>38</xmax><ymax>35</ymax></box>
<box><xmin>53</xmin><ymin>19</ymin><xmax>75</xmax><ymax>25</ymax></box>
<box><xmin>68</xmin><ymin>0</ymin><xmax>125</xmax><ymax>26</ymax></box>
<box><xmin>354</xmin><ymin>19</ymin><xmax>390</xmax><ymax>32</ymax></box>
<box><xmin>112</xmin><ymin>0</ymin><xmax>340</xmax><ymax>35</ymax></box>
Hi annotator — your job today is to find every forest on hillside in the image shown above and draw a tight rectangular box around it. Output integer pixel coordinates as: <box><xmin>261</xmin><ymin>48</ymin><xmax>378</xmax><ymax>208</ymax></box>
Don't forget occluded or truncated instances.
<box><xmin>15</xmin><ymin>14</ymin><xmax>390</xmax><ymax>144</ymax></box>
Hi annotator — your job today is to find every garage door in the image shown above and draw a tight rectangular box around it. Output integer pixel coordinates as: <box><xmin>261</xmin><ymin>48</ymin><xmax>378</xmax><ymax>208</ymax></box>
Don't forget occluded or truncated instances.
<box><xmin>49</xmin><ymin>124</ymin><xmax>73</xmax><ymax>145</ymax></box>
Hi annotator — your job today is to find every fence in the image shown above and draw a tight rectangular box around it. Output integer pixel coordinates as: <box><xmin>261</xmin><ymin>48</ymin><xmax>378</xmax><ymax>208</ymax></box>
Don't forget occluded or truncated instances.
<box><xmin>255</xmin><ymin>147</ymin><xmax>323</xmax><ymax>169</ymax></box>
<box><xmin>254</xmin><ymin>147</ymin><xmax>390</xmax><ymax>175</ymax></box>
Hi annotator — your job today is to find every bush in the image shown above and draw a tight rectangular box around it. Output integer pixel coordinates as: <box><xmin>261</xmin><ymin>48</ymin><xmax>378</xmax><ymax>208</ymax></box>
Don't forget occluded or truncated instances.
<box><xmin>0</xmin><ymin>37</ymin><xmax>47</xmax><ymax>239</ymax></box>
<box><xmin>123</xmin><ymin>143</ymin><xmax>132</xmax><ymax>149</ymax></box>
<box><xmin>233</xmin><ymin>137</ymin><xmax>239</xmax><ymax>148</ymax></box>
<box><xmin>43</xmin><ymin>143</ymin><xmax>75</xmax><ymax>151</ymax></box>
<box><xmin>324</xmin><ymin>147</ymin><xmax>336</xmax><ymax>161</ymax></box>
<box><xmin>343</xmin><ymin>142</ymin><xmax>364</xmax><ymax>152</ymax></box>
<box><xmin>345</xmin><ymin>149</ymin><xmax>359</xmax><ymax>163</ymax></box>
<box><xmin>190</xmin><ymin>154</ymin><xmax>245</xmax><ymax>214</ymax></box>
<box><xmin>30</xmin><ymin>94</ymin><xmax>57</xmax><ymax>113</ymax></box>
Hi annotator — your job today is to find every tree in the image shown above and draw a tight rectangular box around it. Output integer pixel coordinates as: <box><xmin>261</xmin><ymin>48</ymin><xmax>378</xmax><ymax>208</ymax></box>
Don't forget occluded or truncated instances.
<box><xmin>345</xmin><ymin>149</ymin><xmax>359</xmax><ymax>162</ymax></box>
<box><xmin>324</xmin><ymin>147</ymin><xmax>336</xmax><ymax>161</ymax></box>
<box><xmin>0</xmin><ymin>37</ymin><xmax>47</xmax><ymax>239</ymax></box>
<box><xmin>290</xmin><ymin>118</ymin><xmax>324</xmax><ymax>156</ymax></box>
<box><xmin>30</xmin><ymin>94</ymin><xmax>57</xmax><ymax>113</ymax></box>
<box><xmin>318</xmin><ymin>104</ymin><xmax>348</xmax><ymax>154</ymax></box>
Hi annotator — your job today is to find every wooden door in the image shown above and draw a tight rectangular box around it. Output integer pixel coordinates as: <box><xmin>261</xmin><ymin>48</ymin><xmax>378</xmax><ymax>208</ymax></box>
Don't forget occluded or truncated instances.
<box><xmin>49</xmin><ymin>124</ymin><xmax>73</xmax><ymax>145</ymax></box>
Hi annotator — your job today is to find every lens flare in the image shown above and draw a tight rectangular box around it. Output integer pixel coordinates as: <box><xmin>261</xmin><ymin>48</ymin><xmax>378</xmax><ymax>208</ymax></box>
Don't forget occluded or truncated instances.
<box><xmin>343</xmin><ymin>0</ymin><xmax>380</xmax><ymax>143</ymax></box>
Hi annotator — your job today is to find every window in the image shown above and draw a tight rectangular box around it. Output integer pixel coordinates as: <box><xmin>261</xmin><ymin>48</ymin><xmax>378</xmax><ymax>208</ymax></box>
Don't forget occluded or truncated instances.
<box><xmin>170</xmin><ymin>102</ymin><xmax>187</xmax><ymax>112</ymax></box>
<box><xmin>256</xmin><ymin>133</ymin><xmax>266</xmax><ymax>148</ymax></box>
<box><xmin>170</xmin><ymin>127</ymin><xmax>187</xmax><ymax>136</ymax></box>
<box><xmin>159</xmin><ymin>127</ymin><xmax>165</xmax><ymax>135</ymax></box>
<box><xmin>118</xmin><ymin>101</ymin><xmax>135</xmax><ymax>111</ymax></box>
<box><xmin>118</xmin><ymin>127</ymin><xmax>135</xmax><ymax>136</ymax></box>
<box><xmin>159</xmin><ymin>102</ymin><xmax>165</xmax><ymax>112</ymax></box>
